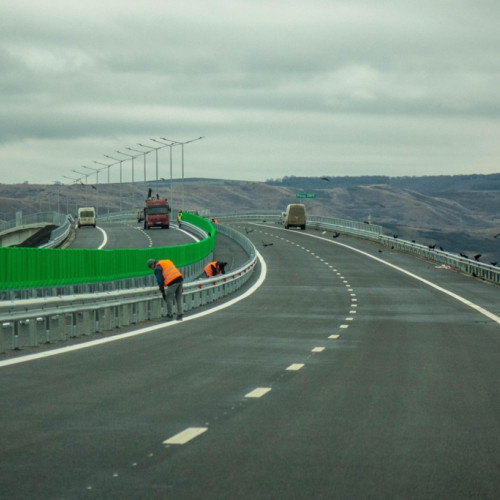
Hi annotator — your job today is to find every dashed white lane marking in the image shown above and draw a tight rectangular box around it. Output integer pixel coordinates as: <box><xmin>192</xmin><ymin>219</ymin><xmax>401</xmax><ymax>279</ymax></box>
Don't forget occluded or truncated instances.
<box><xmin>346</xmin><ymin>317</ymin><xmax>354</xmax><ymax>321</ymax></box>
<box><xmin>312</xmin><ymin>347</ymin><xmax>325</xmax><ymax>353</ymax></box>
<box><xmin>245</xmin><ymin>387</ymin><xmax>272</xmax><ymax>398</ymax></box>
<box><xmin>301</xmin><ymin>231</ymin><xmax>500</xmax><ymax>326</ymax></box>
<box><xmin>340</xmin><ymin>325</ymin><xmax>349</xmax><ymax>329</ymax></box>
<box><xmin>329</xmin><ymin>334</ymin><xmax>340</xmax><ymax>339</ymax></box>
<box><xmin>287</xmin><ymin>363</ymin><xmax>305</xmax><ymax>371</ymax></box>
<box><xmin>163</xmin><ymin>427</ymin><xmax>208</xmax><ymax>445</ymax></box>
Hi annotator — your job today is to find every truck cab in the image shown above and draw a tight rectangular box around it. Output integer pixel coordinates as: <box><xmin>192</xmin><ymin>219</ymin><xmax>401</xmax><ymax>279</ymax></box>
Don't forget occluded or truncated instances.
<box><xmin>143</xmin><ymin>189</ymin><xmax>170</xmax><ymax>229</ymax></box>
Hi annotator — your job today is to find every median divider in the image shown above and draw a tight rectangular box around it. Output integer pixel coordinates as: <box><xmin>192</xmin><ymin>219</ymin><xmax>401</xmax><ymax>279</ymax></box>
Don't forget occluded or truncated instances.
<box><xmin>0</xmin><ymin>221</ymin><xmax>258</xmax><ymax>354</ymax></box>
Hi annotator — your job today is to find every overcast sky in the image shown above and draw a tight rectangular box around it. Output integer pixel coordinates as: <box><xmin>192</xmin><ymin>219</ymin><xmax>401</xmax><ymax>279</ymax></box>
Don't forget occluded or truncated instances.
<box><xmin>1</xmin><ymin>0</ymin><xmax>499</xmax><ymax>185</ymax></box>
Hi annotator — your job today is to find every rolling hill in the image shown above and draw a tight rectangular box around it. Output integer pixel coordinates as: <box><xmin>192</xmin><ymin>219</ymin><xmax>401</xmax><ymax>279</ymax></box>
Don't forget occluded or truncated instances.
<box><xmin>1</xmin><ymin>174</ymin><xmax>499</xmax><ymax>265</ymax></box>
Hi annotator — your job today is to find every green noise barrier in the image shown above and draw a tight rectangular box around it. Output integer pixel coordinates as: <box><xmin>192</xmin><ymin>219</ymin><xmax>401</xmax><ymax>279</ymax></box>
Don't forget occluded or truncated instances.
<box><xmin>0</xmin><ymin>213</ymin><xmax>215</xmax><ymax>290</ymax></box>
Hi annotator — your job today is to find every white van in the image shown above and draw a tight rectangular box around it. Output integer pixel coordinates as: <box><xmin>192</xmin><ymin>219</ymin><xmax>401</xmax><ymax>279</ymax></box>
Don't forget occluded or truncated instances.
<box><xmin>77</xmin><ymin>207</ymin><xmax>96</xmax><ymax>228</ymax></box>
<box><xmin>283</xmin><ymin>204</ymin><xmax>306</xmax><ymax>230</ymax></box>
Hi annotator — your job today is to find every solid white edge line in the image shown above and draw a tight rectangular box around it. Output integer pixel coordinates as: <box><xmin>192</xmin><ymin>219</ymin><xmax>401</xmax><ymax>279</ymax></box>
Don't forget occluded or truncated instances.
<box><xmin>0</xmin><ymin>250</ymin><xmax>268</xmax><ymax>368</ymax></box>
<box><xmin>96</xmin><ymin>226</ymin><xmax>108</xmax><ymax>249</ymax></box>
<box><xmin>302</xmin><ymin>232</ymin><xmax>500</xmax><ymax>326</ymax></box>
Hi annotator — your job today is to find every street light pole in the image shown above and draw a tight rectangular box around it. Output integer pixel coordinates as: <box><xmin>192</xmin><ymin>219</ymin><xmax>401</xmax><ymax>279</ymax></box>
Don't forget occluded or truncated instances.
<box><xmin>160</xmin><ymin>136</ymin><xmax>204</xmax><ymax>211</ymax></box>
<box><xmin>71</xmin><ymin>170</ymin><xmax>91</xmax><ymax>206</ymax></box>
<box><xmin>116</xmin><ymin>150</ymin><xmax>140</xmax><ymax>209</ymax></box>
<box><xmin>151</xmin><ymin>138</ymin><xmax>175</xmax><ymax>207</ymax></box>
<box><xmin>93</xmin><ymin>160</ymin><xmax>116</xmax><ymax>184</ymax></box>
<box><xmin>62</xmin><ymin>176</ymin><xmax>81</xmax><ymax>215</ymax></box>
<box><xmin>139</xmin><ymin>143</ymin><xmax>162</xmax><ymax>188</ymax></box>
<box><xmin>105</xmin><ymin>155</ymin><xmax>125</xmax><ymax>213</ymax></box>
<box><xmin>127</xmin><ymin>147</ymin><xmax>150</xmax><ymax>183</ymax></box>
<box><xmin>81</xmin><ymin>165</ymin><xmax>102</xmax><ymax>216</ymax></box>
<box><xmin>81</xmin><ymin>165</ymin><xmax>101</xmax><ymax>185</ymax></box>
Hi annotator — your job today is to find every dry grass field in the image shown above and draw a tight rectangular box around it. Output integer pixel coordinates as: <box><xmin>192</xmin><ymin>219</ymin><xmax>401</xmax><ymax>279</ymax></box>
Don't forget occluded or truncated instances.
<box><xmin>1</xmin><ymin>175</ymin><xmax>499</xmax><ymax>264</ymax></box>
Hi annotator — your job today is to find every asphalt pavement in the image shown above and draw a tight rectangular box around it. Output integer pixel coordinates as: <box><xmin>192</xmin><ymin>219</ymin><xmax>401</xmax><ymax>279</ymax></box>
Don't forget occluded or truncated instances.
<box><xmin>1</xmin><ymin>222</ymin><xmax>500</xmax><ymax>499</ymax></box>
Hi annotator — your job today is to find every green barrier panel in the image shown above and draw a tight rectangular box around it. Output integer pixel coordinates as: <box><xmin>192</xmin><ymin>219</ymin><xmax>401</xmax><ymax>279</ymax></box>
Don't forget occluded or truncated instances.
<box><xmin>0</xmin><ymin>213</ymin><xmax>215</xmax><ymax>290</ymax></box>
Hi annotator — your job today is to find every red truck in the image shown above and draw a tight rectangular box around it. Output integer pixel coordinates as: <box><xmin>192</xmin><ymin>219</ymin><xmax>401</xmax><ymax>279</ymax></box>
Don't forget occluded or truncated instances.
<box><xmin>143</xmin><ymin>189</ymin><xmax>170</xmax><ymax>230</ymax></box>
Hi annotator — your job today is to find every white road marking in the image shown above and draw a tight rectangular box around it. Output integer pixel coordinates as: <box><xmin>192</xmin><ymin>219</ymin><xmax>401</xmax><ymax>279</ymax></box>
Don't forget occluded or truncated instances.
<box><xmin>303</xmin><ymin>231</ymin><xmax>500</xmax><ymax>326</ymax></box>
<box><xmin>0</xmin><ymin>251</ymin><xmax>268</xmax><ymax>368</ymax></box>
<box><xmin>340</xmin><ymin>325</ymin><xmax>349</xmax><ymax>329</ymax></box>
<box><xmin>163</xmin><ymin>427</ymin><xmax>208</xmax><ymax>445</ymax></box>
<box><xmin>96</xmin><ymin>226</ymin><xmax>108</xmax><ymax>249</ymax></box>
<box><xmin>329</xmin><ymin>334</ymin><xmax>340</xmax><ymax>339</ymax></box>
<box><xmin>312</xmin><ymin>347</ymin><xmax>325</xmax><ymax>352</ymax></box>
<box><xmin>286</xmin><ymin>363</ymin><xmax>305</xmax><ymax>371</ymax></box>
<box><xmin>245</xmin><ymin>387</ymin><xmax>272</xmax><ymax>398</ymax></box>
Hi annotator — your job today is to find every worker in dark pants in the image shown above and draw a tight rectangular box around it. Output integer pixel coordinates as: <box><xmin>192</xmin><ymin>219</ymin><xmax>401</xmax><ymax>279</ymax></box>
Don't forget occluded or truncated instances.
<box><xmin>148</xmin><ymin>258</ymin><xmax>184</xmax><ymax>320</ymax></box>
<box><xmin>204</xmin><ymin>260</ymin><xmax>227</xmax><ymax>278</ymax></box>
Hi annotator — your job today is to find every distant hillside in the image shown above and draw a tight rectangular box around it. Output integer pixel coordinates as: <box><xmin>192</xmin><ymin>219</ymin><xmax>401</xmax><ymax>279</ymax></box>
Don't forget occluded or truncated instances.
<box><xmin>267</xmin><ymin>173</ymin><xmax>500</xmax><ymax>194</ymax></box>
<box><xmin>1</xmin><ymin>174</ymin><xmax>499</xmax><ymax>265</ymax></box>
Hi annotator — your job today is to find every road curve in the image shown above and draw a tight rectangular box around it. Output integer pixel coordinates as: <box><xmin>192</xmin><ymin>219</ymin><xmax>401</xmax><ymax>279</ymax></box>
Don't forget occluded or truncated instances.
<box><xmin>1</xmin><ymin>223</ymin><xmax>500</xmax><ymax>499</ymax></box>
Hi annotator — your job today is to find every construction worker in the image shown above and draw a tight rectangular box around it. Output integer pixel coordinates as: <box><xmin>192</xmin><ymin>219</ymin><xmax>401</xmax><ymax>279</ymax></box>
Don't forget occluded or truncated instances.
<box><xmin>204</xmin><ymin>260</ymin><xmax>227</xmax><ymax>278</ymax></box>
<box><xmin>148</xmin><ymin>258</ymin><xmax>184</xmax><ymax>320</ymax></box>
<box><xmin>177</xmin><ymin>211</ymin><xmax>183</xmax><ymax>228</ymax></box>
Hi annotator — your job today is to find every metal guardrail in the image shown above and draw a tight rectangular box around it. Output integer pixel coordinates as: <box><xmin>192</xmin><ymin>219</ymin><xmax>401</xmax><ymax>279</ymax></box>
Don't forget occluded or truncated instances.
<box><xmin>306</xmin><ymin>216</ymin><xmax>499</xmax><ymax>285</ymax></box>
<box><xmin>39</xmin><ymin>213</ymin><xmax>73</xmax><ymax>248</ymax></box>
<box><xmin>215</xmin><ymin>212</ymin><xmax>499</xmax><ymax>284</ymax></box>
<box><xmin>2</xmin><ymin>211</ymin><xmax>498</xmax><ymax>355</ymax></box>
<box><xmin>0</xmin><ymin>211</ymin><xmax>72</xmax><ymax>249</ymax></box>
<box><xmin>0</xmin><ymin>223</ymin><xmax>257</xmax><ymax>354</ymax></box>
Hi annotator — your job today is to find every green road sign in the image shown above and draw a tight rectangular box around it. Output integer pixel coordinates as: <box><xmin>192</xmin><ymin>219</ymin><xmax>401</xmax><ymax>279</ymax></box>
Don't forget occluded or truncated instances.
<box><xmin>296</xmin><ymin>193</ymin><xmax>316</xmax><ymax>199</ymax></box>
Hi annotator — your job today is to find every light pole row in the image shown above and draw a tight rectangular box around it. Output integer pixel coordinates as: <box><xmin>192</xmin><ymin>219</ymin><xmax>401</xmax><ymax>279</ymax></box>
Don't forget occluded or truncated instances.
<box><xmin>61</xmin><ymin>136</ymin><xmax>204</xmax><ymax>213</ymax></box>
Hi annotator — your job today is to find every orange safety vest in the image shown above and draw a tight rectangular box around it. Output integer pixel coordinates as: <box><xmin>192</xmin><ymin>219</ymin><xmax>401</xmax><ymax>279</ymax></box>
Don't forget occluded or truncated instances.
<box><xmin>157</xmin><ymin>259</ymin><xmax>183</xmax><ymax>286</ymax></box>
<box><xmin>204</xmin><ymin>261</ymin><xmax>218</xmax><ymax>277</ymax></box>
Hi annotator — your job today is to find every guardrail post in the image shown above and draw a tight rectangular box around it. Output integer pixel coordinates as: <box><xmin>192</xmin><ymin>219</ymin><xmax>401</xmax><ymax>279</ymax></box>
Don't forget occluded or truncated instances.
<box><xmin>94</xmin><ymin>309</ymin><xmax>100</xmax><ymax>334</ymax></box>
<box><xmin>13</xmin><ymin>321</ymin><xmax>20</xmax><ymax>350</ymax></box>
<box><xmin>2</xmin><ymin>322</ymin><xmax>13</xmax><ymax>353</ymax></box>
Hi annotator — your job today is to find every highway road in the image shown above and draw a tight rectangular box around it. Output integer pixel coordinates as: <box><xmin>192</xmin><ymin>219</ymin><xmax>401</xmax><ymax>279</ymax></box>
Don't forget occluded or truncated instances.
<box><xmin>1</xmin><ymin>222</ymin><xmax>500</xmax><ymax>499</ymax></box>
<box><xmin>70</xmin><ymin>220</ymin><xmax>198</xmax><ymax>250</ymax></box>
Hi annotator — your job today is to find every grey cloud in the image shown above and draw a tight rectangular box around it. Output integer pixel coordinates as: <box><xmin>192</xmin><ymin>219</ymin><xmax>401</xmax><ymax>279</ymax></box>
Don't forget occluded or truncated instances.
<box><xmin>1</xmin><ymin>0</ymin><xmax>499</xmax><ymax>184</ymax></box>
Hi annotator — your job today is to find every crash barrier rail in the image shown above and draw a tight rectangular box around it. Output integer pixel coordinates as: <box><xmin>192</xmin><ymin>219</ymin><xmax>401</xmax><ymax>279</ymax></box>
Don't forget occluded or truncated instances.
<box><xmin>0</xmin><ymin>223</ymin><xmax>257</xmax><ymax>354</ymax></box>
<box><xmin>0</xmin><ymin>211</ymin><xmax>57</xmax><ymax>233</ymax></box>
<box><xmin>214</xmin><ymin>212</ymin><xmax>499</xmax><ymax>285</ymax></box>
<box><xmin>0</xmin><ymin>212</ymin><xmax>216</xmax><ymax>296</ymax></box>
<box><xmin>307</xmin><ymin>215</ymin><xmax>498</xmax><ymax>284</ymax></box>
<box><xmin>0</xmin><ymin>211</ymin><xmax>72</xmax><ymax>249</ymax></box>
<box><xmin>39</xmin><ymin>213</ymin><xmax>73</xmax><ymax>248</ymax></box>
